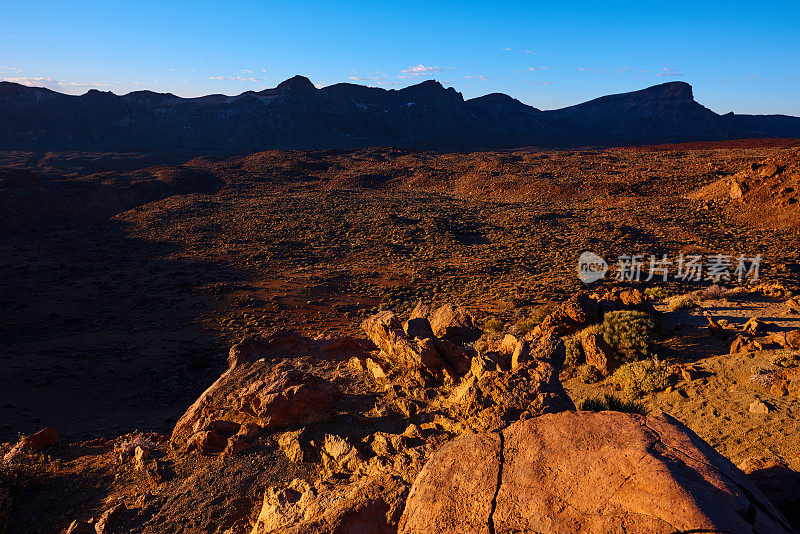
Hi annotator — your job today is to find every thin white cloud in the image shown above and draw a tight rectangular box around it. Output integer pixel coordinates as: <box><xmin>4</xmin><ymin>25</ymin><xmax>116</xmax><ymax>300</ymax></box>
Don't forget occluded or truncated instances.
<box><xmin>209</xmin><ymin>75</ymin><xmax>265</xmax><ymax>81</ymax></box>
<box><xmin>578</xmin><ymin>67</ymin><xmax>600</xmax><ymax>72</ymax></box>
<box><xmin>1</xmin><ymin>77</ymin><xmax>111</xmax><ymax>90</ymax></box>
<box><xmin>399</xmin><ymin>64</ymin><xmax>451</xmax><ymax>77</ymax></box>
<box><xmin>657</xmin><ymin>67</ymin><xmax>682</xmax><ymax>76</ymax></box>
<box><xmin>465</xmin><ymin>75</ymin><xmax>489</xmax><ymax>81</ymax></box>
<box><xmin>348</xmin><ymin>71</ymin><xmax>402</xmax><ymax>86</ymax></box>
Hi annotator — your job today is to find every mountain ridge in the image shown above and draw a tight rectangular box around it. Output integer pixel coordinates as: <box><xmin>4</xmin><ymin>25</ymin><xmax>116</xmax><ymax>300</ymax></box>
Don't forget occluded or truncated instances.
<box><xmin>1</xmin><ymin>76</ymin><xmax>798</xmax><ymax>153</ymax></box>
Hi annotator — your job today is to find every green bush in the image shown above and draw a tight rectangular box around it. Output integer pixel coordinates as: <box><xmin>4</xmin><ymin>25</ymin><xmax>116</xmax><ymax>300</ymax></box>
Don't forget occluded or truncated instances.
<box><xmin>564</xmin><ymin>334</ymin><xmax>585</xmax><ymax>368</ymax></box>
<box><xmin>611</xmin><ymin>358</ymin><xmax>672</xmax><ymax>398</ymax></box>
<box><xmin>579</xmin><ymin>365</ymin><xmax>604</xmax><ymax>384</ymax></box>
<box><xmin>514</xmin><ymin>304</ymin><xmax>555</xmax><ymax>335</ymax></box>
<box><xmin>644</xmin><ymin>287</ymin><xmax>672</xmax><ymax>301</ymax></box>
<box><xmin>668</xmin><ymin>296</ymin><xmax>696</xmax><ymax>311</ymax></box>
<box><xmin>772</xmin><ymin>350</ymin><xmax>800</xmax><ymax>368</ymax></box>
<box><xmin>600</xmin><ymin>310</ymin><xmax>655</xmax><ymax>360</ymax></box>
<box><xmin>578</xmin><ymin>393</ymin><xmax>648</xmax><ymax>415</ymax></box>
<box><xmin>483</xmin><ymin>317</ymin><xmax>504</xmax><ymax>333</ymax></box>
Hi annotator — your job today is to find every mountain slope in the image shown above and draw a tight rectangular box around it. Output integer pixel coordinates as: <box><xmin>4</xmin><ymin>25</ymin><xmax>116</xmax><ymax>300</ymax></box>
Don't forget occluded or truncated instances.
<box><xmin>0</xmin><ymin>77</ymin><xmax>798</xmax><ymax>153</ymax></box>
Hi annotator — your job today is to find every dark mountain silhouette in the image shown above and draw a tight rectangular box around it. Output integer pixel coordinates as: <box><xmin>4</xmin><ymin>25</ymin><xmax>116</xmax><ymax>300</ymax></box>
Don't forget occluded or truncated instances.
<box><xmin>1</xmin><ymin>76</ymin><xmax>798</xmax><ymax>153</ymax></box>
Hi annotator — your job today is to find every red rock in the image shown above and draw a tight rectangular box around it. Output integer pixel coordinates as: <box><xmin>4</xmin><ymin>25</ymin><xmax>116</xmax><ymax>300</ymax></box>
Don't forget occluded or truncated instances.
<box><xmin>65</xmin><ymin>520</ymin><xmax>93</xmax><ymax>534</ymax></box>
<box><xmin>23</xmin><ymin>426</ymin><xmax>58</xmax><ymax>451</ymax></box>
<box><xmin>237</xmin><ymin>422</ymin><xmax>261</xmax><ymax>439</ymax></box>
<box><xmin>513</xmin><ymin>332</ymin><xmax>565</xmax><ymax>369</ymax></box>
<box><xmin>251</xmin><ymin>475</ymin><xmax>408</xmax><ymax>534</ymax></box>
<box><xmin>739</xmin><ymin>454</ymin><xmax>800</xmax><ymax>509</ymax></box>
<box><xmin>94</xmin><ymin>503</ymin><xmax>126</xmax><ymax>534</ymax></box>
<box><xmin>730</xmin><ymin>334</ymin><xmax>754</xmax><ymax>354</ymax></box>
<box><xmin>581</xmin><ymin>332</ymin><xmax>619</xmax><ymax>376</ymax></box>
<box><xmin>742</xmin><ymin>316</ymin><xmax>767</xmax><ymax>335</ymax></box>
<box><xmin>400</xmin><ymin>411</ymin><xmax>792</xmax><ymax>534</ymax></box>
<box><xmin>188</xmin><ymin>430</ymin><xmax>228</xmax><ymax>454</ymax></box>
<box><xmin>2</xmin><ymin>426</ymin><xmax>58</xmax><ymax>462</ymax></box>
<box><xmin>202</xmin><ymin>419</ymin><xmax>240</xmax><ymax>435</ymax></box>
<box><xmin>433</xmin><ymin>338</ymin><xmax>473</xmax><ymax>375</ymax></box>
<box><xmin>145</xmin><ymin>460</ymin><xmax>167</xmax><ymax>486</ymax></box>
<box><xmin>361</xmin><ymin>310</ymin><xmax>450</xmax><ymax>381</ymax></box>
<box><xmin>559</xmin><ymin>292</ymin><xmax>599</xmax><ymax>325</ymax></box>
<box><xmin>224</xmin><ymin>434</ymin><xmax>252</xmax><ymax>456</ymax></box>
<box><xmin>428</xmin><ymin>304</ymin><xmax>482</xmax><ymax>344</ymax></box>
<box><xmin>773</xmin><ymin>329</ymin><xmax>800</xmax><ymax>350</ymax></box>
<box><xmin>237</xmin><ymin>370</ymin><xmax>337</xmax><ymax>430</ymax></box>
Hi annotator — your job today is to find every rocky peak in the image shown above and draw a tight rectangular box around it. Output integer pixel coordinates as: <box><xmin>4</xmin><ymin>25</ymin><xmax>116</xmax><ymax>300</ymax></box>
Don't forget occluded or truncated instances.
<box><xmin>397</xmin><ymin>80</ymin><xmax>464</xmax><ymax>103</ymax></box>
<box><xmin>275</xmin><ymin>75</ymin><xmax>317</xmax><ymax>96</ymax></box>
<box><xmin>636</xmin><ymin>81</ymin><xmax>694</xmax><ymax>104</ymax></box>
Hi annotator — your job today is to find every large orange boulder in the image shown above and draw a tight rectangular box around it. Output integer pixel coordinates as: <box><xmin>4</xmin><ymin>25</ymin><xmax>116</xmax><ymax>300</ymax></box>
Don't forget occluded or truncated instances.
<box><xmin>400</xmin><ymin>411</ymin><xmax>793</xmax><ymax>534</ymax></box>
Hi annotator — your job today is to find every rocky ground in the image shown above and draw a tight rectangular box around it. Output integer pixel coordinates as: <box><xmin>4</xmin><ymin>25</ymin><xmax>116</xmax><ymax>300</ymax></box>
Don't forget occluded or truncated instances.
<box><xmin>1</xmin><ymin>140</ymin><xmax>799</xmax><ymax>533</ymax></box>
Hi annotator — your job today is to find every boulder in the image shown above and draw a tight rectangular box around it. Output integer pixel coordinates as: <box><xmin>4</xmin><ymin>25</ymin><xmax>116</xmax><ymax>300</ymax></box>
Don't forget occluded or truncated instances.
<box><xmin>772</xmin><ymin>329</ymin><xmax>800</xmax><ymax>350</ymax></box>
<box><xmin>2</xmin><ymin>426</ymin><xmax>58</xmax><ymax>462</ymax></box>
<box><xmin>251</xmin><ymin>475</ymin><xmax>408</xmax><ymax>534</ymax></box>
<box><xmin>361</xmin><ymin>311</ymin><xmax>450</xmax><ymax>381</ymax></box>
<box><xmin>278</xmin><ymin>430</ymin><xmax>313</xmax><ymax>463</ymax></box>
<box><xmin>399</xmin><ymin>411</ymin><xmax>793</xmax><ymax>534</ymax></box>
<box><xmin>428</xmin><ymin>304</ymin><xmax>482</xmax><ymax>344</ymax></box>
<box><xmin>171</xmin><ymin>331</ymin><xmax>321</xmax><ymax>443</ymax></box>
<box><xmin>498</xmin><ymin>334</ymin><xmax>519</xmax><ymax>354</ymax></box>
<box><xmin>749</xmin><ymin>399</ymin><xmax>771</xmax><ymax>414</ymax></box>
<box><xmin>188</xmin><ymin>430</ymin><xmax>228</xmax><ymax>454</ymax></box>
<box><xmin>237</xmin><ymin>370</ymin><xmax>337</xmax><ymax>430</ymax></box>
<box><xmin>743</xmin><ymin>316</ymin><xmax>771</xmax><ymax>335</ymax></box>
<box><xmin>559</xmin><ymin>292</ymin><xmax>599</xmax><ymax>325</ymax></box>
<box><xmin>730</xmin><ymin>334</ymin><xmax>760</xmax><ymax>354</ymax></box>
<box><xmin>739</xmin><ymin>454</ymin><xmax>800</xmax><ymax>507</ymax></box>
<box><xmin>445</xmin><ymin>351</ymin><xmax>574</xmax><ymax>432</ymax></box>
<box><xmin>581</xmin><ymin>332</ymin><xmax>619</xmax><ymax>376</ymax></box>
<box><xmin>322</xmin><ymin>434</ymin><xmax>363</xmax><ymax>472</ymax></box>
<box><xmin>512</xmin><ymin>332</ymin><xmax>565</xmax><ymax>369</ymax></box>
<box><xmin>65</xmin><ymin>520</ymin><xmax>93</xmax><ymax>534</ymax></box>
<box><xmin>94</xmin><ymin>503</ymin><xmax>127</xmax><ymax>534</ymax></box>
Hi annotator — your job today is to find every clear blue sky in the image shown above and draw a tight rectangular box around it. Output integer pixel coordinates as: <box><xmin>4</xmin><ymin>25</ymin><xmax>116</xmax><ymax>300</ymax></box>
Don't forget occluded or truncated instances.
<box><xmin>2</xmin><ymin>1</ymin><xmax>798</xmax><ymax>114</ymax></box>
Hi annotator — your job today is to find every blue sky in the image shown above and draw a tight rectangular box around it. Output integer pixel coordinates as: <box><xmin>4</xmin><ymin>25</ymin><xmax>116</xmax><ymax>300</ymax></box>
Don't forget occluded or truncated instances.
<box><xmin>2</xmin><ymin>0</ymin><xmax>798</xmax><ymax>114</ymax></box>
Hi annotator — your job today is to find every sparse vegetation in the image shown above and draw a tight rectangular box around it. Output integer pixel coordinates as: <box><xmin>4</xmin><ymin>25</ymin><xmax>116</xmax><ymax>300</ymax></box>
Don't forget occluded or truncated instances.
<box><xmin>579</xmin><ymin>365</ymin><xmax>604</xmax><ymax>384</ymax></box>
<box><xmin>578</xmin><ymin>393</ymin><xmax>648</xmax><ymax>415</ymax></box>
<box><xmin>644</xmin><ymin>287</ymin><xmax>672</xmax><ymax>301</ymax></box>
<box><xmin>772</xmin><ymin>350</ymin><xmax>800</xmax><ymax>368</ymax></box>
<box><xmin>611</xmin><ymin>358</ymin><xmax>672</xmax><ymax>398</ymax></box>
<box><xmin>564</xmin><ymin>334</ymin><xmax>585</xmax><ymax>368</ymax></box>
<box><xmin>514</xmin><ymin>304</ymin><xmax>556</xmax><ymax>335</ymax></box>
<box><xmin>599</xmin><ymin>310</ymin><xmax>656</xmax><ymax>361</ymax></box>
<box><xmin>483</xmin><ymin>317</ymin><xmax>504</xmax><ymax>333</ymax></box>
<box><xmin>668</xmin><ymin>296</ymin><xmax>697</xmax><ymax>311</ymax></box>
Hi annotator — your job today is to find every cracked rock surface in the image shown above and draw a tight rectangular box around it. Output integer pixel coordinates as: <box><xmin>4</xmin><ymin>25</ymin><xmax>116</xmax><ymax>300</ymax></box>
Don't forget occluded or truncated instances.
<box><xmin>399</xmin><ymin>411</ymin><xmax>794</xmax><ymax>534</ymax></box>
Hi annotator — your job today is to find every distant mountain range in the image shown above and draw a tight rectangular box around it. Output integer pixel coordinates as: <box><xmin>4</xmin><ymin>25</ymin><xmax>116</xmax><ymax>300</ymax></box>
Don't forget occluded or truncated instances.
<box><xmin>1</xmin><ymin>75</ymin><xmax>799</xmax><ymax>153</ymax></box>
